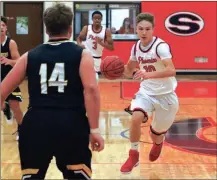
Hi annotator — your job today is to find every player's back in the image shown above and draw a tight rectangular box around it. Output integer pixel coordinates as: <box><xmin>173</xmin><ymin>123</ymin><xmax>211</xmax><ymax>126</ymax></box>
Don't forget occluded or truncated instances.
<box><xmin>27</xmin><ymin>39</ymin><xmax>84</xmax><ymax>109</ymax></box>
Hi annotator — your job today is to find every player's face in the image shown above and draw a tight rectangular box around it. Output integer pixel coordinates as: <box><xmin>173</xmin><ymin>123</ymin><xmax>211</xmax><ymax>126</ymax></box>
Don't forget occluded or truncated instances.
<box><xmin>92</xmin><ymin>14</ymin><xmax>102</xmax><ymax>26</ymax></box>
<box><xmin>1</xmin><ymin>21</ymin><xmax>7</xmax><ymax>36</ymax></box>
<box><xmin>136</xmin><ymin>20</ymin><xmax>154</xmax><ymax>46</ymax></box>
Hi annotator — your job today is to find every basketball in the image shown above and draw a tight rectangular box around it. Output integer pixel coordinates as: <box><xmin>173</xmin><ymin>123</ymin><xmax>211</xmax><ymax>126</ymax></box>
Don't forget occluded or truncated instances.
<box><xmin>100</xmin><ymin>56</ymin><xmax>124</xmax><ymax>80</ymax></box>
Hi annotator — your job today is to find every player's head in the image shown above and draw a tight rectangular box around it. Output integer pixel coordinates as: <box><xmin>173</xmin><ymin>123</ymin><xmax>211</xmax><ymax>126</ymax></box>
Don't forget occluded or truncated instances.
<box><xmin>1</xmin><ymin>16</ymin><xmax>8</xmax><ymax>36</ymax></box>
<box><xmin>92</xmin><ymin>11</ymin><xmax>102</xmax><ymax>26</ymax></box>
<box><xmin>43</xmin><ymin>3</ymin><xmax>73</xmax><ymax>38</ymax></box>
<box><xmin>136</xmin><ymin>13</ymin><xmax>155</xmax><ymax>46</ymax></box>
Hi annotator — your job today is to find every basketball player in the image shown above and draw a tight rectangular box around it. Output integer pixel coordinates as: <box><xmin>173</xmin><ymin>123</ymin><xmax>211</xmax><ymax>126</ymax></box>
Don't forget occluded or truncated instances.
<box><xmin>76</xmin><ymin>11</ymin><xmax>114</xmax><ymax>75</ymax></box>
<box><xmin>1</xmin><ymin>16</ymin><xmax>23</xmax><ymax>140</ymax></box>
<box><xmin>1</xmin><ymin>3</ymin><xmax>104</xmax><ymax>179</ymax></box>
<box><xmin>121</xmin><ymin>13</ymin><xmax>179</xmax><ymax>173</ymax></box>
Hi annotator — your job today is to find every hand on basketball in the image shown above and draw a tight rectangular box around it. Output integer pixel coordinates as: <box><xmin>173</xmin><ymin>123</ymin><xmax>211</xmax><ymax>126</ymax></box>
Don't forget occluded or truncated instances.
<box><xmin>133</xmin><ymin>70</ymin><xmax>150</xmax><ymax>80</ymax></box>
<box><xmin>90</xmin><ymin>133</ymin><xmax>104</xmax><ymax>152</ymax></box>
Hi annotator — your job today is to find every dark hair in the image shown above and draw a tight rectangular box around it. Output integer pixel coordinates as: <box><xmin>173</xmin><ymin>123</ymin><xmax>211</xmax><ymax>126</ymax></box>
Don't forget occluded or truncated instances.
<box><xmin>1</xmin><ymin>16</ymin><xmax>8</xmax><ymax>25</ymax></box>
<box><xmin>136</xmin><ymin>13</ymin><xmax>155</xmax><ymax>27</ymax></box>
<box><xmin>92</xmin><ymin>11</ymin><xmax>102</xmax><ymax>18</ymax></box>
<box><xmin>43</xmin><ymin>3</ymin><xmax>73</xmax><ymax>36</ymax></box>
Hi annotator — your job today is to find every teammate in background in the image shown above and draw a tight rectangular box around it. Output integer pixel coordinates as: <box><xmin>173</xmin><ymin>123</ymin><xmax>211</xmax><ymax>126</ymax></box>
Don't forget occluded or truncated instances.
<box><xmin>77</xmin><ymin>11</ymin><xmax>114</xmax><ymax>75</ymax></box>
<box><xmin>1</xmin><ymin>3</ymin><xmax>104</xmax><ymax>179</ymax></box>
<box><xmin>1</xmin><ymin>16</ymin><xmax>23</xmax><ymax>140</ymax></box>
<box><xmin>121</xmin><ymin>13</ymin><xmax>179</xmax><ymax>174</ymax></box>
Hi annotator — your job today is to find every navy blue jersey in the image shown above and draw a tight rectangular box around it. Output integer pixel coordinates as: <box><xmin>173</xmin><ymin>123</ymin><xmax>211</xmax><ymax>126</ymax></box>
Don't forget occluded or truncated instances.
<box><xmin>1</xmin><ymin>36</ymin><xmax>12</xmax><ymax>79</ymax></box>
<box><xmin>27</xmin><ymin>39</ymin><xmax>85</xmax><ymax>109</ymax></box>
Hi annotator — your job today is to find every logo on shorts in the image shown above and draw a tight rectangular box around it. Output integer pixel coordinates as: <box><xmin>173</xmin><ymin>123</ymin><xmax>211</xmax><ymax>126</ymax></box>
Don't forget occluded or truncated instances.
<box><xmin>165</xmin><ymin>12</ymin><xmax>204</xmax><ymax>36</ymax></box>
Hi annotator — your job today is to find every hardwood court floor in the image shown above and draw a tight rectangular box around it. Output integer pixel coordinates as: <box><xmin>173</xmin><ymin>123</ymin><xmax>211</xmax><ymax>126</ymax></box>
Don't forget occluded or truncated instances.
<box><xmin>1</xmin><ymin>76</ymin><xmax>216</xmax><ymax>179</ymax></box>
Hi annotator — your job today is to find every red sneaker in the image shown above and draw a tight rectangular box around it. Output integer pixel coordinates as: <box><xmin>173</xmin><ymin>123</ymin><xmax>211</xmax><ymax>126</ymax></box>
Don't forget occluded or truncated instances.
<box><xmin>149</xmin><ymin>142</ymin><xmax>163</xmax><ymax>161</ymax></box>
<box><xmin>120</xmin><ymin>150</ymin><xmax>139</xmax><ymax>174</ymax></box>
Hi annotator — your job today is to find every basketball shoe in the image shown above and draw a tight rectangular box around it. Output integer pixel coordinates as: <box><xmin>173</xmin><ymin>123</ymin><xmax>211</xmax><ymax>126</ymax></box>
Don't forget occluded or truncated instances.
<box><xmin>120</xmin><ymin>150</ymin><xmax>139</xmax><ymax>174</ymax></box>
<box><xmin>3</xmin><ymin>102</ymin><xmax>13</xmax><ymax>125</ymax></box>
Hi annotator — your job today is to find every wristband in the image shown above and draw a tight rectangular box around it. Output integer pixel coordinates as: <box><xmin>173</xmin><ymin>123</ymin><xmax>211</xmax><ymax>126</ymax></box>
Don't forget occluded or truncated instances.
<box><xmin>90</xmin><ymin>128</ymin><xmax>100</xmax><ymax>134</ymax></box>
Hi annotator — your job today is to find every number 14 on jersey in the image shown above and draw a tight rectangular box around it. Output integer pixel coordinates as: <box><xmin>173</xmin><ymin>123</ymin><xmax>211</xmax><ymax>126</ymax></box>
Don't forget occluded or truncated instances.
<box><xmin>39</xmin><ymin>63</ymin><xmax>68</xmax><ymax>94</ymax></box>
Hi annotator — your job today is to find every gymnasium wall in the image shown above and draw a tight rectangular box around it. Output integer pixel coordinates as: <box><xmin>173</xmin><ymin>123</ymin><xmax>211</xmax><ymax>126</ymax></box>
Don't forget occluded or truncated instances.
<box><xmin>103</xmin><ymin>1</ymin><xmax>216</xmax><ymax>72</ymax></box>
<box><xmin>1</xmin><ymin>1</ymin><xmax>216</xmax><ymax>72</ymax></box>
<box><xmin>43</xmin><ymin>2</ymin><xmax>74</xmax><ymax>42</ymax></box>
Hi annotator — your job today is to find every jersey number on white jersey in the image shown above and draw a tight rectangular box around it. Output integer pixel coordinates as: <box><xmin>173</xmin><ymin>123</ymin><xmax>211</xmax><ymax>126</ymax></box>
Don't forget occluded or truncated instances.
<box><xmin>92</xmin><ymin>40</ymin><xmax>97</xmax><ymax>50</ymax></box>
<box><xmin>143</xmin><ymin>65</ymin><xmax>156</xmax><ymax>72</ymax></box>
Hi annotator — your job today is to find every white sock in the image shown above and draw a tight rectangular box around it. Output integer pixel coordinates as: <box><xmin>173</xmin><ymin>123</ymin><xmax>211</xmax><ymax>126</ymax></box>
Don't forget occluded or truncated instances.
<box><xmin>131</xmin><ymin>142</ymin><xmax>139</xmax><ymax>151</ymax></box>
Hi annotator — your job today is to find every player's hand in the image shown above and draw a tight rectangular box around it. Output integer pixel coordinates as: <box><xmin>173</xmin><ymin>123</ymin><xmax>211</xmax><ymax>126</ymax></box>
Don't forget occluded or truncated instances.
<box><xmin>0</xmin><ymin>56</ymin><xmax>12</xmax><ymax>66</ymax></box>
<box><xmin>133</xmin><ymin>70</ymin><xmax>150</xmax><ymax>80</ymax></box>
<box><xmin>90</xmin><ymin>133</ymin><xmax>104</xmax><ymax>152</ymax></box>
<box><xmin>96</xmin><ymin>37</ymin><xmax>103</xmax><ymax>44</ymax></box>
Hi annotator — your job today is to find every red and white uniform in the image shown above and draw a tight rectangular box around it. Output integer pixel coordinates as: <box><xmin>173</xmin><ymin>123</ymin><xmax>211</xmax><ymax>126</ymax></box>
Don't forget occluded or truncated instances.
<box><xmin>130</xmin><ymin>36</ymin><xmax>179</xmax><ymax>134</ymax></box>
<box><xmin>85</xmin><ymin>25</ymin><xmax>106</xmax><ymax>72</ymax></box>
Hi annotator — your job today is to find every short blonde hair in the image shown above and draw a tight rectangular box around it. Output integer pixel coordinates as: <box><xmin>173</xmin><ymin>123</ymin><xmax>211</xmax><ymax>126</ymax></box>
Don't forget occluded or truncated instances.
<box><xmin>136</xmin><ymin>13</ymin><xmax>155</xmax><ymax>27</ymax></box>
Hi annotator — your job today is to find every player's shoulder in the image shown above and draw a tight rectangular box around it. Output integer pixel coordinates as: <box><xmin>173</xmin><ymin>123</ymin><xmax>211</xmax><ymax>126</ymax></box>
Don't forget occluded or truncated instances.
<box><xmin>8</xmin><ymin>38</ymin><xmax>17</xmax><ymax>47</ymax></box>
<box><xmin>155</xmin><ymin>36</ymin><xmax>167</xmax><ymax>44</ymax></box>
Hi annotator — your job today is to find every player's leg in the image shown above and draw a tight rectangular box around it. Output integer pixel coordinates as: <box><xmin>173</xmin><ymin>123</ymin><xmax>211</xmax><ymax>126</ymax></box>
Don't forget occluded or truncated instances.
<box><xmin>19</xmin><ymin>108</ymin><xmax>53</xmax><ymax>179</ymax></box>
<box><xmin>3</xmin><ymin>100</ymin><xmax>13</xmax><ymax>124</ymax></box>
<box><xmin>121</xmin><ymin>93</ymin><xmax>153</xmax><ymax>174</ymax></box>
<box><xmin>96</xmin><ymin>72</ymin><xmax>99</xmax><ymax>84</ymax></box>
<box><xmin>56</xmin><ymin>137</ymin><xmax>92</xmax><ymax>180</ymax></box>
<box><xmin>55</xmin><ymin>110</ymin><xmax>92</xmax><ymax>179</ymax></box>
<box><xmin>93</xmin><ymin>57</ymin><xmax>102</xmax><ymax>75</ymax></box>
<box><xmin>149</xmin><ymin>92</ymin><xmax>179</xmax><ymax>161</ymax></box>
<box><xmin>7</xmin><ymin>87</ymin><xmax>23</xmax><ymax>140</ymax></box>
<box><xmin>8</xmin><ymin>87</ymin><xmax>23</xmax><ymax>125</ymax></box>
<box><xmin>124</xmin><ymin>95</ymin><xmax>148</xmax><ymax>123</ymax></box>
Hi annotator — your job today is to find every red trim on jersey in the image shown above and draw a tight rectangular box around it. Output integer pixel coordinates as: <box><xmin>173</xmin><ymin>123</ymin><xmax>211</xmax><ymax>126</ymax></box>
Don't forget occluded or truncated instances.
<box><xmin>132</xmin><ymin>107</ymin><xmax>148</xmax><ymax>118</ymax></box>
<box><xmin>139</xmin><ymin>37</ymin><xmax>158</xmax><ymax>53</ymax></box>
<box><xmin>134</xmin><ymin>41</ymin><xmax>139</xmax><ymax>56</ymax></box>
<box><xmin>91</xmin><ymin>25</ymin><xmax>102</xmax><ymax>34</ymax></box>
<box><xmin>156</xmin><ymin>42</ymin><xmax>173</xmax><ymax>59</ymax></box>
<box><xmin>150</xmin><ymin>125</ymin><xmax>168</xmax><ymax>135</ymax></box>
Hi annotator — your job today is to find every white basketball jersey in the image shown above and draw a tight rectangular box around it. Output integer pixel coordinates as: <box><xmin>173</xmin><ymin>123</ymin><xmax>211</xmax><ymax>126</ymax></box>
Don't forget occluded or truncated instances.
<box><xmin>85</xmin><ymin>25</ymin><xmax>106</xmax><ymax>57</ymax></box>
<box><xmin>134</xmin><ymin>37</ymin><xmax>177</xmax><ymax>95</ymax></box>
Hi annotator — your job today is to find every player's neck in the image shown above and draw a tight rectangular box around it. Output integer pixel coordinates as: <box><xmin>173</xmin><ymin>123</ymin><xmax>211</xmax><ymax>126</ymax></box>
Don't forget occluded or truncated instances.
<box><xmin>1</xmin><ymin>35</ymin><xmax>6</xmax><ymax>44</ymax></box>
<box><xmin>93</xmin><ymin>25</ymin><xmax>101</xmax><ymax>31</ymax></box>
<box><xmin>48</xmin><ymin>36</ymin><xmax>69</xmax><ymax>41</ymax></box>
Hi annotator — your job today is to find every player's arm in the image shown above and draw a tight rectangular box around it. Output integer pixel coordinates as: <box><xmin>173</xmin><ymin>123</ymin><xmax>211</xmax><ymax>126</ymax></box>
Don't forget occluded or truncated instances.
<box><xmin>96</xmin><ymin>29</ymin><xmax>114</xmax><ymax>51</ymax></box>
<box><xmin>1</xmin><ymin>52</ymin><xmax>27</xmax><ymax>107</ymax></box>
<box><xmin>0</xmin><ymin>40</ymin><xmax>20</xmax><ymax>67</ymax></box>
<box><xmin>76</xmin><ymin>26</ymin><xmax>88</xmax><ymax>48</ymax></box>
<box><xmin>123</xmin><ymin>44</ymin><xmax>139</xmax><ymax>78</ymax></box>
<box><xmin>79</xmin><ymin>49</ymin><xmax>100</xmax><ymax>130</ymax></box>
<box><xmin>148</xmin><ymin>43</ymin><xmax>175</xmax><ymax>78</ymax></box>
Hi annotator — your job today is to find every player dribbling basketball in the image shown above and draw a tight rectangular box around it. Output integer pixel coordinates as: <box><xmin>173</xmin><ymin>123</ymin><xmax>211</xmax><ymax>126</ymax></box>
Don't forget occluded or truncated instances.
<box><xmin>121</xmin><ymin>13</ymin><xmax>179</xmax><ymax>174</ymax></box>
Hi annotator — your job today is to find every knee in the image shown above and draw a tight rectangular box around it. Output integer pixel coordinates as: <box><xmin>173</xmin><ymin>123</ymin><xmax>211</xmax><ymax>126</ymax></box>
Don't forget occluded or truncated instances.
<box><xmin>150</xmin><ymin>126</ymin><xmax>167</xmax><ymax>137</ymax></box>
<box><xmin>131</xmin><ymin>111</ymin><xmax>145</xmax><ymax>125</ymax></box>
